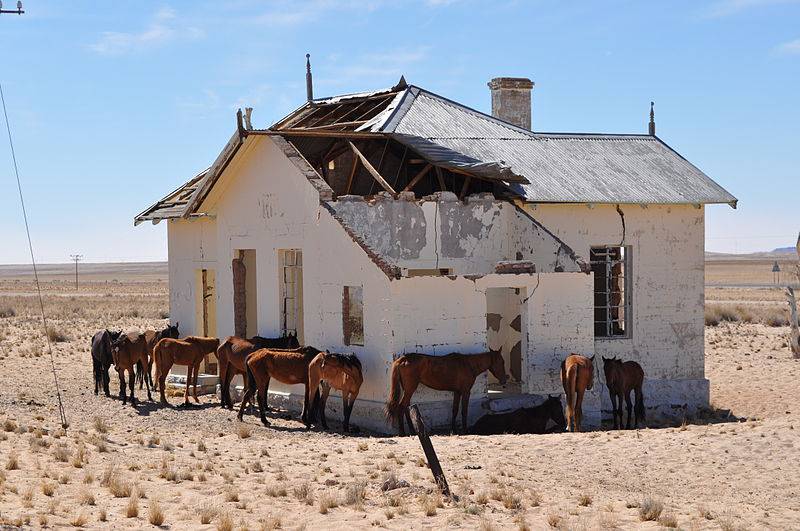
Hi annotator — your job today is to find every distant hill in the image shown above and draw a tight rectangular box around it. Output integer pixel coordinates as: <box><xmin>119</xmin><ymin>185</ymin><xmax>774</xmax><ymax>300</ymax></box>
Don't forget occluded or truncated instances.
<box><xmin>772</xmin><ymin>246</ymin><xmax>796</xmax><ymax>254</ymax></box>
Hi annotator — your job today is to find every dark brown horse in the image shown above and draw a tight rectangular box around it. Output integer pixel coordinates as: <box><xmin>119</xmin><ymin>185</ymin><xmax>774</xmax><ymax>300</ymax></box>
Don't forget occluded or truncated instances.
<box><xmin>217</xmin><ymin>334</ymin><xmax>299</xmax><ymax>409</ymax></box>
<box><xmin>385</xmin><ymin>350</ymin><xmax>507</xmax><ymax>436</ymax></box>
<box><xmin>306</xmin><ymin>351</ymin><xmax>363</xmax><ymax>433</ymax></box>
<box><xmin>238</xmin><ymin>346</ymin><xmax>322</xmax><ymax>426</ymax></box>
<box><xmin>91</xmin><ymin>329</ymin><xmax>121</xmax><ymax>397</ymax></box>
<box><xmin>139</xmin><ymin>322</ymin><xmax>180</xmax><ymax>390</ymax></box>
<box><xmin>561</xmin><ymin>354</ymin><xmax>595</xmax><ymax>432</ymax></box>
<box><xmin>471</xmin><ymin>395</ymin><xmax>566</xmax><ymax>435</ymax></box>
<box><xmin>602</xmin><ymin>356</ymin><xmax>645</xmax><ymax>429</ymax></box>
<box><xmin>154</xmin><ymin>336</ymin><xmax>220</xmax><ymax>406</ymax></box>
<box><xmin>111</xmin><ymin>332</ymin><xmax>152</xmax><ymax>405</ymax></box>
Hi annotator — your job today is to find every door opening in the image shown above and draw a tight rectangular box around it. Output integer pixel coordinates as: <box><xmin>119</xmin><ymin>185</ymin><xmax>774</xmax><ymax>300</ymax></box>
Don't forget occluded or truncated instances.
<box><xmin>486</xmin><ymin>287</ymin><xmax>525</xmax><ymax>393</ymax></box>
<box><xmin>195</xmin><ymin>268</ymin><xmax>217</xmax><ymax>374</ymax></box>
<box><xmin>279</xmin><ymin>249</ymin><xmax>304</xmax><ymax>344</ymax></box>
<box><xmin>233</xmin><ymin>250</ymin><xmax>258</xmax><ymax>339</ymax></box>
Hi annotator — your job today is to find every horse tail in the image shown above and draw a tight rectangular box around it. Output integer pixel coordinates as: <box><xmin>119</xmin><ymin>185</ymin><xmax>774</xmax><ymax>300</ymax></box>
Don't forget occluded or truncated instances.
<box><xmin>566</xmin><ymin>365</ymin><xmax>577</xmax><ymax>417</ymax></box>
<box><xmin>384</xmin><ymin>360</ymin><xmax>403</xmax><ymax>425</ymax></box>
<box><xmin>135</xmin><ymin>361</ymin><xmax>144</xmax><ymax>385</ymax></box>
<box><xmin>245</xmin><ymin>359</ymin><xmax>257</xmax><ymax>398</ymax></box>
<box><xmin>635</xmin><ymin>386</ymin><xmax>645</xmax><ymax>421</ymax></box>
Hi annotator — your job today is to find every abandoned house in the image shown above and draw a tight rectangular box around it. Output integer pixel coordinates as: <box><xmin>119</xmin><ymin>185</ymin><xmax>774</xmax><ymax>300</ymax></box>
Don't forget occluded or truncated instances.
<box><xmin>135</xmin><ymin>68</ymin><xmax>737</xmax><ymax>432</ymax></box>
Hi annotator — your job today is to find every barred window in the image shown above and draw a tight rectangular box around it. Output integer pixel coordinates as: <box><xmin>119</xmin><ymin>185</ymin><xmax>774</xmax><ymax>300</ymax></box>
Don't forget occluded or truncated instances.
<box><xmin>591</xmin><ymin>246</ymin><xmax>630</xmax><ymax>338</ymax></box>
<box><xmin>343</xmin><ymin>286</ymin><xmax>364</xmax><ymax>346</ymax></box>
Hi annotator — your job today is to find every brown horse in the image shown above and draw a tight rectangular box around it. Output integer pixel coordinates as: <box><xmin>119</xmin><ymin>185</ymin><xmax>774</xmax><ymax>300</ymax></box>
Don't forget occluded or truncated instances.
<box><xmin>217</xmin><ymin>334</ymin><xmax>299</xmax><ymax>409</ymax></box>
<box><xmin>472</xmin><ymin>395</ymin><xmax>566</xmax><ymax>435</ymax></box>
<box><xmin>111</xmin><ymin>332</ymin><xmax>152</xmax><ymax>405</ymax></box>
<box><xmin>154</xmin><ymin>336</ymin><xmax>220</xmax><ymax>406</ymax></box>
<box><xmin>238</xmin><ymin>346</ymin><xmax>323</xmax><ymax>426</ymax></box>
<box><xmin>561</xmin><ymin>354</ymin><xmax>595</xmax><ymax>432</ymax></box>
<box><xmin>602</xmin><ymin>357</ymin><xmax>645</xmax><ymax>429</ymax></box>
<box><xmin>306</xmin><ymin>351</ymin><xmax>363</xmax><ymax>433</ymax></box>
<box><xmin>385</xmin><ymin>350</ymin><xmax>507</xmax><ymax>436</ymax></box>
<box><xmin>139</xmin><ymin>322</ymin><xmax>180</xmax><ymax>391</ymax></box>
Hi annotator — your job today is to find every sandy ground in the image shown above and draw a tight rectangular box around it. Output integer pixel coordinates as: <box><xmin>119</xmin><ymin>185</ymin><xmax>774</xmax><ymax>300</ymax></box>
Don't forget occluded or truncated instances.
<box><xmin>1</xmin><ymin>280</ymin><xmax>799</xmax><ymax>530</ymax></box>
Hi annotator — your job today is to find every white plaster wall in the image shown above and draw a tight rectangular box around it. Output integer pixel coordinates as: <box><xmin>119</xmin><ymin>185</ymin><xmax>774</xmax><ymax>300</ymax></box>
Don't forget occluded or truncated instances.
<box><xmin>195</xmin><ymin>136</ymin><xmax>395</xmax><ymax>405</ymax></box>
<box><xmin>329</xmin><ymin>195</ymin><xmax>581</xmax><ymax>275</ymax></box>
<box><xmin>522</xmin><ymin>203</ymin><xmax>708</xmax><ymax>417</ymax></box>
<box><xmin>166</xmin><ymin>217</ymin><xmax>219</xmax><ymax>337</ymax></box>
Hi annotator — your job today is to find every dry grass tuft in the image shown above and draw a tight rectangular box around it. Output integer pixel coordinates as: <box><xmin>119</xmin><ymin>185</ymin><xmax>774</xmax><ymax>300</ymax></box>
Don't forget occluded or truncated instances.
<box><xmin>343</xmin><ymin>479</ymin><xmax>367</xmax><ymax>507</ymax></box>
<box><xmin>638</xmin><ymin>497</ymin><xmax>664</xmax><ymax>521</ymax></box>
<box><xmin>70</xmin><ymin>512</ymin><xmax>88</xmax><ymax>527</ymax></box>
<box><xmin>237</xmin><ymin>424</ymin><xmax>252</xmax><ymax>439</ymax></box>
<box><xmin>225</xmin><ymin>487</ymin><xmax>240</xmax><ymax>502</ymax></box>
<box><xmin>293</xmin><ymin>481</ymin><xmax>313</xmax><ymax>505</ymax></box>
<box><xmin>578</xmin><ymin>493</ymin><xmax>593</xmax><ymax>507</ymax></box>
<box><xmin>149</xmin><ymin>499</ymin><xmax>166</xmax><ymax>526</ymax></box>
<box><xmin>125</xmin><ymin>492</ymin><xmax>139</xmax><ymax>518</ymax></box>
<box><xmin>78</xmin><ymin>488</ymin><xmax>95</xmax><ymax>505</ymax></box>
<box><xmin>6</xmin><ymin>450</ymin><xmax>19</xmax><ymax>470</ymax></box>
<box><xmin>217</xmin><ymin>511</ymin><xmax>234</xmax><ymax>531</ymax></box>
<box><xmin>41</xmin><ymin>480</ymin><xmax>56</xmax><ymax>497</ymax></box>
<box><xmin>93</xmin><ymin>417</ymin><xmax>110</xmax><ymax>434</ymax></box>
<box><xmin>259</xmin><ymin>514</ymin><xmax>282</xmax><ymax>530</ymax></box>
<box><xmin>547</xmin><ymin>514</ymin><xmax>562</xmax><ymax>528</ymax></box>
<box><xmin>319</xmin><ymin>492</ymin><xmax>338</xmax><ymax>514</ymax></box>
<box><xmin>200</xmin><ymin>506</ymin><xmax>218</xmax><ymax>524</ymax></box>
<box><xmin>46</xmin><ymin>325</ymin><xmax>70</xmax><ymax>343</ymax></box>
<box><xmin>658</xmin><ymin>513</ymin><xmax>678</xmax><ymax>528</ymax></box>
<box><xmin>705</xmin><ymin>303</ymin><xmax>793</xmax><ymax>327</ymax></box>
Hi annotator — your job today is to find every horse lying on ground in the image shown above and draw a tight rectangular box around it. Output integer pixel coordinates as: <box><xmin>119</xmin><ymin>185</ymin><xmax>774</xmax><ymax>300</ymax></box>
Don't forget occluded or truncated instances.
<box><xmin>138</xmin><ymin>322</ymin><xmax>180</xmax><ymax>391</ymax></box>
<box><xmin>217</xmin><ymin>333</ymin><xmax>299</xmax><ymax>409</ymax></box>
<box><xmin>471</xmin><ymin>395</ymin><xmax>566</xmax><ymax>435</ymax></box>
<box><xmin>385</xmin><ymin>350</ymin><xmax>507</xmax><ymax>436</ymax></box>
<box><xmin>561</xmin><ymin>353</ymin><xmax>594</xmax><ymax>432</ymax></box>
<box><xmin>154</xmin><ymin>336</ymin><xmax>220</xmax><ymax>406</ymax></box>
<box><xmin>603</xmin><ymin>356</ymin><xmax>645</xmax><ymax>429</ymax></box>
<box><xmin>111</xmin><ymin>332</ymin><xmax>152</xmax><ymax>405</ymax></box>
<box><xmin>91</xmin><ymin>329</ymin><xmax>121</xmax><ymax>396</ymax></box>
<box><xmin>238</xmin><ymin>346</ymin><xmax>322</xmax><ymax>426</ymax></box>
<box><xmin>306</xmin><ymin>351</ymin><xmax>363</xmax><ymax>433</ymax></box>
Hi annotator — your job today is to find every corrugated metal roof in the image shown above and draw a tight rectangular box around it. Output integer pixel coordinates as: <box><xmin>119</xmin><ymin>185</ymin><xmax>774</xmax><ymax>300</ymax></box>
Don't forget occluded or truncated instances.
<box><xmin>373</xmin><ymin>87</ymin><xmax>737</xmax><ymax>206</ymax></box>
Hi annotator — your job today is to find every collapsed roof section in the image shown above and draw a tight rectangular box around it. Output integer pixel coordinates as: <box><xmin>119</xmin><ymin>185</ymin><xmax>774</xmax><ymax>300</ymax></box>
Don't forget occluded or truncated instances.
<box><xmin>135</xmin><ymin>78</ymin><xmax>737</xmax><ymax>226</ymax></box>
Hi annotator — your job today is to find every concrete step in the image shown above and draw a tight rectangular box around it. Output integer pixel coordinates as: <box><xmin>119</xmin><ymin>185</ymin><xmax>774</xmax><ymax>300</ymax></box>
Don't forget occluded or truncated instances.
<box><xmin>165</xmin><ymin>373</ymin><xmax>219</xmax><ymax>396</ymax></box>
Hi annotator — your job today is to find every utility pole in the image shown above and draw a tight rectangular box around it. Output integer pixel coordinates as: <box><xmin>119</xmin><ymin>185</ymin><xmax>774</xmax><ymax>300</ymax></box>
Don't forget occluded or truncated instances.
<box><xmin>69</xmin><ymin>254</ymin><xmax>83</xmax><ymax>291</ymax></box>
<box><xmin>0</xmin><ymin>1</ymin><xmax>25</xmax><ymax>15</ymax></box>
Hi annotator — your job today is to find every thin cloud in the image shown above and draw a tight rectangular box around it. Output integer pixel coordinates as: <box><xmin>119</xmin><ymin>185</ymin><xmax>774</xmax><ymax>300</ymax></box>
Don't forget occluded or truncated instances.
<box><xmin>703</xmin><ymin>0</ymin><xmax>800</xmax><ymax>18</ymax></box>
<box><xmin>89</xmin><ymin>7</ymin><xmax>203</xmax><ymax>55</ymax></box>
<box><xmin>775</xmin><ymin>38</ymin><xmax>800</xmax><ymax>54</ymax></box>
<box><xmin>248</xmin><ymin>0</ymin><xmax>458</xmax><ymax>26</ymax></box>
<box><xmin>316</xmin><ymin>46</ymin><xmax>430</xmax><ymax>88</ymax></box>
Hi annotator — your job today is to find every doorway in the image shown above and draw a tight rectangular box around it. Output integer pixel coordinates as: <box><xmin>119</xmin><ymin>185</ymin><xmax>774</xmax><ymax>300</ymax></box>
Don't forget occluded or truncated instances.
<box><xmin>194</xmin><ymin>268</ymin><xmax>217</xmax><ymax>374</ymax></box>
<box><xmin>232</xmin><ymin>250</ymin><xmax>258</xmax><ymax>339</ymax></box>
<box><xmin>486</xmin><ymin>287</ymin><xmax>525</xmax><ymax>392</ymax></box>
<box><xmin>278</xmin><ymin>249</ymin><xmax>304</xmax><ymax>344</ymax></box>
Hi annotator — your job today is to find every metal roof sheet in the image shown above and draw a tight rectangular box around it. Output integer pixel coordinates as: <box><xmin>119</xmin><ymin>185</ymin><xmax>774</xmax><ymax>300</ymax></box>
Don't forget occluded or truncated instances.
<box><xmin>376</xmin><ymin>87</ymin><xmax>737</xmax><ymax>206</ymax></box>
<box><xmin>134</xmin><ymin>169</ymin><xmax>208</xmax><ymax>225</ymax></box>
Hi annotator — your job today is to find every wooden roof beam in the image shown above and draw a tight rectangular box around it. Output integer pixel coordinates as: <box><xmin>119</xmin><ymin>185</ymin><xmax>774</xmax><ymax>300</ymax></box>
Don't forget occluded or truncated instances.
<box><xmin>348</xmin><ymin>141</ymin><xmax>396</xmax><ymax>195</ymax></box>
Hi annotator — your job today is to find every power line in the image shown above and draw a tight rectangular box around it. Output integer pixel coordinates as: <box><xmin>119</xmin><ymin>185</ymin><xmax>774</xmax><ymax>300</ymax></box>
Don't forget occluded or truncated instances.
<box><xmin>69</xmin><ymin>254</ymin><xmax>83</xmax><ymax>291</ymax></box>
<box><xmin>1</xmin><ymin>82</ymin><xmax>68</xmax><ymax>430</ymax></box>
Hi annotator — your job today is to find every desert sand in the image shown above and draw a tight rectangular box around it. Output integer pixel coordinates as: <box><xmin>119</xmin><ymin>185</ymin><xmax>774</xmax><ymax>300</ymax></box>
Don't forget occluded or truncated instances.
<box><xmin>1</xmin><ymin>273</ymin><xmax>799</xmax><ymax>530</ymax></box>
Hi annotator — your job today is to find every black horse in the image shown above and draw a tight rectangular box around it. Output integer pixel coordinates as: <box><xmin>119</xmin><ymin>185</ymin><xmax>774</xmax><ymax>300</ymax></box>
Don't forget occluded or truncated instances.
<box><xmin>471</xmin><ymin>395</ymin><xmax>566</xmax><ymax>435</ymax></box>
<box><xmin>91</xmin><ymin>329</ymin><xmax>121</xmax><ymax>396</ymax></box>
<box><xmin>139</xmin><ymin>322</ymin><xmax>180</xmax><ymax>390</ymax></box>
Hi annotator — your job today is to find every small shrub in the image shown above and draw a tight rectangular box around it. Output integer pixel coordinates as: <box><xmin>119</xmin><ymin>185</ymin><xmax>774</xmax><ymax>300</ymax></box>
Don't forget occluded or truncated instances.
<box><xmin>53</xmin><ymin>444</ymin><xmax>71</xmax><ymax>462</ymax></box>
<box><xmin>502</xmin><ymin>492</ymin><xmax>523</xmax><ymax>510</ymax></box>
<box><xmin>93</xmin><ymin>417</ymin><xmax>110</xmax><ymax>434</ymax></box>
<box><xmin>638</xmin><ymin>497</ymin><xmax>664</xmax><ymax>521</ymax></box>
<box><xmin>46</xmin><ymin>326</ymin><xmax>70</xmax><ymax>343</ymax></box>
<box><xmin>529</xmin><ymin>490</ymin><xmax>542</xmax><ymax>507</ymax></box>
<box><xmin>547</xmin><ymin>514</ymin><xmax>562</xmax><ymax>528</ymax></box>
<box><xmin>200</xmin><ymin>506</ymin><xmax>217</xmax><ymax>524</ymax></box>
<box><xmin>237</xmin><ymin>424</ymin><xmax>252</xmax><ymax>439</ymax></box>
<box><xmin>357</xmin><ymin>441</ymin><xmax>368</xmax><ymax>452</ymax></box>
<box><xmin>72</xmin><ymin>443</ymin><xmax>87</xmax><ymax>468</ymax></box>
<box><xmin>6</xmin><ymin>450</ymin><xmax>19</xmax><ymax>470</ymax></box>
<box><xmin>79</xmin><ymin>488</ymin><xmax>95</xmax><ymax>505</ymax></box>
<box><xmin>343</xmin><ymin>480</ymin><xmax>367</xmax><ymax>506</ymax></box>
<box><xmin>99</xmin><ymin>508</ymin><xmax>107</xmax><ymax>522</ymax></box>
<box><xmin>293</xmin><ymin>481</ymin><xmax>313</xmax><ymax>505</ymax></box>
<box><xmin>225</xmin><ymin>488</ymin><xmax>240</xmax><ymax>502</ymax></box>
<box><xmin>149</xmin><ymin>499</ymin><xmax>166</xmax><ymax>526</ymax></box>
<box><xmin>421</xmin><ymin>494</ymin><xmax>437</xmax><ymax>516</ymax></box>
<box><xmin>578</xmin><ymin>493</ymin><xmax>593</xmax><ymax>507</ymax></box>
<box><xmin>0</xmin><ymin>306</ymin><xmax>16</xmax><ymax>318</ymax></box>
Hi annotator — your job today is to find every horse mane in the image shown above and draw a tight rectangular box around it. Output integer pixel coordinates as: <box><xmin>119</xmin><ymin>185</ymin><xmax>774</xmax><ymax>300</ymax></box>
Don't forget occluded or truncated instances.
<box><xmin>324</xmin><ymin>352</ymin><xmax>362</xmax><ymax>371</ymax></box>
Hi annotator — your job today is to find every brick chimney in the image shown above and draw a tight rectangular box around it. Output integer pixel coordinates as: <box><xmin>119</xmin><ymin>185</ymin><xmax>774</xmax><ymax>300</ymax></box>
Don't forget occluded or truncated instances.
<box><xmin>487</xmin><ymin>77</ymin><xmax>534</xmax><ymax>130</ymax></box>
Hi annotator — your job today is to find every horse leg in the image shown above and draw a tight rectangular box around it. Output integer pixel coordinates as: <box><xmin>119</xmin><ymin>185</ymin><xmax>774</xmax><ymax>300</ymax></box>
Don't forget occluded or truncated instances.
<box><xmin>450</xmin><ymin>392</ymin><xmax>461</xmax><ymax>435</ymax></box>
<box><xmin>343</xmin><ymin>393</ymin><xmax>355</xmax><ymax>434</ymax></box>
<box><xmin>400</xmin><ymin>380</ymin><xmax>419</xmax><ymax>437</ymax></box>
<box><xmin>93</xmin><ymin>360</ymin><xmax>99</xmax><ymax>395</ymax></box>
<box><xmin>237</xmin><ymin>380</ymin><xmax>256</xmax><ymax>421</ymax></box>
<box><xmin>159</xmin><ymin>360</ymin><xmax>170</xmax><ymax>405</ymax></box>
<box><xmin>608</xmin><ymin>390</ymin><xmax>618</xmax><ymax>429</ymax></box>
<box><xmin>192</xmin><ymin>361</ymin><xmax>201</xmax><ymax>403</ymax></box>
<box><xmin>624</xmin><ymin>390</ymin><xmax>633</xmax><ymax>430</ymax></box>
<box><xmin>103</xmin><ymin>365</ymin><xmax>111</xmax><ymax>397</ymax></box>
<box><xmin>144</xmin><ymin>358</ymin><xmax>153</xmax><ymax>402</ymax></box>
<box><xmin>128</xmin><ymin>369</ymin><xmax>136</xmax><ymax>406</ymax></box>
<box><xmin>183</xmin><ymin>364</ymin><xmax>192</xmax><ymax>406</ymax></box>
<box><xmin>259</xmin><ymin>376</ymin><xmax>271</xmax><ymax>426</ymax></box>
<box><xmin>460</xmin><ymin>390</ymin><xmax>470</xmax><ymax>434</ymax></box>
<box><xmin>118</xmin><ymin>369</ymin><xmax>127</xmax><ymax>404</ymax></box>
<box><xmin>320</xmin><ymin>381</ymin><xmax>331</xmax><ymax>431</ymax></box>
<box><xmin>574</xmin><ymin>388</ymin><xmax>585</xmax><ymax>432</ymax></box>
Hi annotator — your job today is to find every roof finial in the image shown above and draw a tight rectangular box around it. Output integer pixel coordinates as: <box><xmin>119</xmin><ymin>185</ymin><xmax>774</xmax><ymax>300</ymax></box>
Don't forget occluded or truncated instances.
<box><xmin>648</xmin><ymin>101</ymin><xmax>656</xmax><ymax>136</ymax></box>
<box><xmin>306</xmin><ymin>53</ymin><xmax>314</xmax><ymax>102</ymax></box>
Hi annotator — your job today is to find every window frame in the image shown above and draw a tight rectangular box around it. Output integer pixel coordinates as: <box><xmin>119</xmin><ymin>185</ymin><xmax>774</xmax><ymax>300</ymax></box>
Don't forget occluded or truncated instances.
<box><xmin>590</xmin><ymin>245</ymin><xmax>632</xmax><ymax>340</ymax></box>
<box><xmin>342</xmin><ymin>285</ymin><xmax>365</xmax><ymax>347</ymax></box>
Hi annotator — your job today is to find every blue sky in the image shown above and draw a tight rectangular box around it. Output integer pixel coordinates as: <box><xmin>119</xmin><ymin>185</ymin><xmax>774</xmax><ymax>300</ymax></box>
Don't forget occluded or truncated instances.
<box><xmin>0</xmin><ymin>0</ymin><xmax>797</xmax><ymax>263</ymax></box>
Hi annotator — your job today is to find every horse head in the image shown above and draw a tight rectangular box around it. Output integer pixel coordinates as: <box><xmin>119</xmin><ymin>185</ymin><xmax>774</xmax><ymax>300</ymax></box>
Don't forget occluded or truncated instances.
<box><xmin>165</xmin><ymin>322</ymin><xmax>180</xmax><ymax>339</ymax></box>
<box><xmin>587</xmin><ymin>355</ymin><xmax>596</xmax><ymax>390</ymax></box>
<box><xmin>602</xmin><ymin>356</ymin><xmax>622</xmax><ymax>388</ymax></box>
<box><xmin>286</xmin><ymin>332</ymin><xmax>300</xmax><ymax>348</ymax></box>
<box><xmin>488</xmin><ymin>349</ymin><xmax>508</xmax><ymax>385</ymax></box>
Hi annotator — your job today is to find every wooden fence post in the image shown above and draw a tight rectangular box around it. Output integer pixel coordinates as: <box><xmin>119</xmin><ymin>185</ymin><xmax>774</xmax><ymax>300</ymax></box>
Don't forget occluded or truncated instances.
<box><xmin>409</xmin><ymin>405</ymin><xmax>452</xmax><ymax>498</ymax></box>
